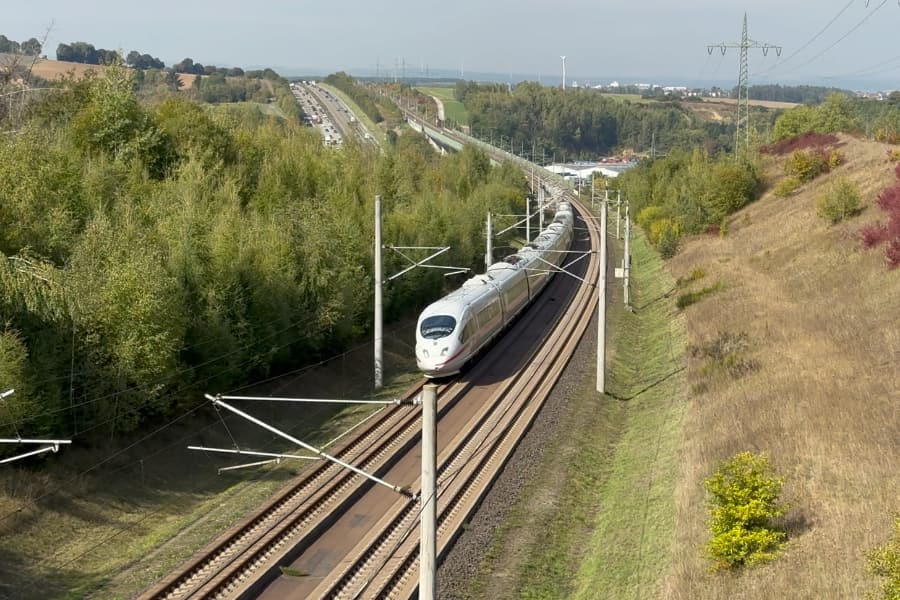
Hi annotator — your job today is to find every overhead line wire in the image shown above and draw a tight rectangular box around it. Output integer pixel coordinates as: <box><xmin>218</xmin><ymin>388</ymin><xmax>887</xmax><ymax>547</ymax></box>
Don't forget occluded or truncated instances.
<box><xmin>756</xmin><ymin>0</ymin><xmax>857</xmax><ymax>79</ymax></box>
<box><xmin>821</xmin><ymin>52</ymin><xmax>900</xmax><ymax>79</ymax></box>
<box><xmin>0</xmin><ymin>312</ymin><xmax>314</xmax><ymax>429</ymax></box>
<box><xmin>768</xmin><ymin>0</ymin><xmax>890</xmax><ymax>79</ymax></box>
<box><xmin>0</xmin><ymin>319</ymin><xmax>416</xmax><ymax>524</ymax></box>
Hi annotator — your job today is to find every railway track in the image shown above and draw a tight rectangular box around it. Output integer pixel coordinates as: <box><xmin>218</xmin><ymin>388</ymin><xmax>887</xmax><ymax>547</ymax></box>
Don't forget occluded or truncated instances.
<box><xmin>141</xmin><ymin>129</ymin><xmax>601</xmax><ymax>600</ymax></box>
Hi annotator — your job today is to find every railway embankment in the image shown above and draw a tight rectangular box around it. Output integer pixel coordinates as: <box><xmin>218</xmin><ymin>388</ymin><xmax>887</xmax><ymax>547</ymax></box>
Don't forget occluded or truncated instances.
<box><xmin>442</xmin><ymin>221</ymin><xmax>687</xmax><ymax>599</ymax></box>
<box><xmin>451</xmin><ymin>134</ymin><xmax>900</xmax><ymax>599</ymax></box>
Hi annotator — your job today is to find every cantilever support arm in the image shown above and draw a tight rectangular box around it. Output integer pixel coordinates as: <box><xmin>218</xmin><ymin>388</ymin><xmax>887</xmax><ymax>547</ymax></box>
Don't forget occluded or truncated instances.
<box><xmin>207</xmin><ymin>395</ymin><xmax>413</xmax><ymax>498</ymax></box>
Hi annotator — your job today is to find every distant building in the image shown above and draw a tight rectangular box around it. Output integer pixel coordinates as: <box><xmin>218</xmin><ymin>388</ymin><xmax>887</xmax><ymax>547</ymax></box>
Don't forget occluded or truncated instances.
<box><xmin>545</xmin><ymin>160</ymin><xmax>636</xmax><ymax>181</ymax></box>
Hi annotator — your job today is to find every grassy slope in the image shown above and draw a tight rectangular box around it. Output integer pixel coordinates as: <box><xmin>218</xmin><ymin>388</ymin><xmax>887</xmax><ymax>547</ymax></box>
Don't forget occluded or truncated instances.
<box><xmin>416</xmin><ymin>86</ymin><xmax>469</xmax><ymax>124</ymax></box>
<box><xmin>663</xmin><ymin>134</ymin><xmax>900</xmax><ymax>598</ymax></box>
<box><xmin>467</xmin><ymin>134</ymin><xmax>899</xmax><ymax>599</ymax></box>
<box><xmin>467</xmin><ymin>215</ymin><xmax>687</xmax><ymax>599</ymax></box>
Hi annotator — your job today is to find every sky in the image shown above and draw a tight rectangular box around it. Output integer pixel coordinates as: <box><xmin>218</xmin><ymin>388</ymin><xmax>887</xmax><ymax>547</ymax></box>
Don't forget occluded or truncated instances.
<box><xmin>5</xmin><ymin>0</ymin><xmax>900</xmax><ymax>90</ymax></box>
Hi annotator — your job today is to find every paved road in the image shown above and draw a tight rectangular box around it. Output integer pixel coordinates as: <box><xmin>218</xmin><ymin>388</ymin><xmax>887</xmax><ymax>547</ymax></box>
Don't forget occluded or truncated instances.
<box><xmin>303</xmin><ymin>82</ymin><xmax>379</xmax><ymax>149</ymax></box>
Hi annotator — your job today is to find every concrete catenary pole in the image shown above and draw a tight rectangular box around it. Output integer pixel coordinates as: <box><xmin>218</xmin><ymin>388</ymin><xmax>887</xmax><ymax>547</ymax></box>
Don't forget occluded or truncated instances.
<box><xmin>525</xmin><ymin>195</ymin><xmax>531</xmax><ymax>242</ymax></box>
<box><xmin>615</xmin><ymin>190</ymin><xmax>621</xmax><ymax>240</ymax></box>
<box><xmin>539</xmin><ymin>187</ymin><xmax>545</xmax><ymax>232</ymax></box>
<box><xmin>374</xmin><ymin>195</ymin><xmax>384</xmax><ymax>389</ymax></box>
<box><xmin>420</xmin><ymin>383</ymin><xmax>438</xmax><ymax>600</ymax></box>
<box><xmin>485</xmin><ymin>211</ymin><xmax>493</xmax><ymax>269</ymax></box>
<box><xmin>624</xmin><ymin>201</ymin><xmax>631</xmax><ymax>307</ymax></box>
<box><xmin>598</xmin><ymin>199</ymin><xmax>607</xmax><ymax>394</ymax></box>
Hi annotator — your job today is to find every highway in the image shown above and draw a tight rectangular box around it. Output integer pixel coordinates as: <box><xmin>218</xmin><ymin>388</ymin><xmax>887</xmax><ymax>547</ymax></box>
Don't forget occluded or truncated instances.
<box><xmin>300</xmin><ymin>81</ymin><xmax>379</xmax><ymax>149</ymax></box>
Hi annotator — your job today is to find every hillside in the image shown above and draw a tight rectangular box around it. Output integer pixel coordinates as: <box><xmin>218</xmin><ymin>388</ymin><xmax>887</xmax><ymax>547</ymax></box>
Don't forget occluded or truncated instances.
<box><xmin>664</xmin><ymin>134</ymin><xmax>899</xmax><ymax>598</ymax></box>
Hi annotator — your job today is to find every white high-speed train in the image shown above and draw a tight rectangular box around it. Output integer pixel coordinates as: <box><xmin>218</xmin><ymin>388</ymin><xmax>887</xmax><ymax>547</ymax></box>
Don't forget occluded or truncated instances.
<box><xmin>415</xmin><ymin>197</ymin><xmax>575</xmax><ymax>377</ymax></box>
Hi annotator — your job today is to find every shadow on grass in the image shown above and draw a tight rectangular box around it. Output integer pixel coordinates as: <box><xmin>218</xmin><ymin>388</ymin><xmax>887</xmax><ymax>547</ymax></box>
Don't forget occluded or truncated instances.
<box><xmin>0</xmin><ymin>546</ymin><xmax>97</xmax><ymax>600</ymax></box>
<box><xmin>0</xmin><ymin>325</ymin><xmax>423</xmax><ymax>598</ymax></box>
<box><xmin>781</xmin><ymin>506</ymin><xmax>815</xmax><ymax>538</ymax></box>
<box><xmin>606</xmin><ymin>366</ymin><xmax>686</xmax><ymax>402</ymax></box>
<box><xmin>635</xmin><ymin>286</ymin><xmax>676</xmax><ymax>312</ymax></box>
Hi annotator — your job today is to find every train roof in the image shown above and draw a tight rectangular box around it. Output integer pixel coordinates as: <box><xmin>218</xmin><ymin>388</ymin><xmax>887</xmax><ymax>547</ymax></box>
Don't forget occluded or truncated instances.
<box><xmin>417</xmin><ymin>272</ymin><xmax>500</xmax><ymax>321</ymax></box>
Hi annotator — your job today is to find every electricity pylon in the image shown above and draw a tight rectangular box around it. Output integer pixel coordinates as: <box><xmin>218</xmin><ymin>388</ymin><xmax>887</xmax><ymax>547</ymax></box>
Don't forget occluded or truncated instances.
<box><xmin>707</xmin><ymin>13</ymin><xmax>782</xmax><ymax>157</ymax></box>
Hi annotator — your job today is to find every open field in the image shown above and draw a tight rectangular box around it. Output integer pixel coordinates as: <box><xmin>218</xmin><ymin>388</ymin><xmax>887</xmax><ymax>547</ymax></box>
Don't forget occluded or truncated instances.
<box><xmin>0</xmin><ymin>324</ymin><xmax>420</xmax><ymax>600</ymax></box>
<box><xmin>663</xmin><ymin>134</ymin><xmax>899</xmax><ymax>598</ymax></box>
<box><xmin>0</xmin><ymin>54</ymin><xmax>103</xmax><ymax>81</ymax></box>
<box><xmin>0</xmin><ymin>54</ymin><xmax>198</xmax><ymax>88</ymax></box>
<box><xmin>702</xmin><ymin>96</ymin><xmax>800</xmax><ymax>109</ymax></box>
<box><xmin>416</xmin><ymin>86</ymin><xmax>469</xmax><ymax>124</ymax></box>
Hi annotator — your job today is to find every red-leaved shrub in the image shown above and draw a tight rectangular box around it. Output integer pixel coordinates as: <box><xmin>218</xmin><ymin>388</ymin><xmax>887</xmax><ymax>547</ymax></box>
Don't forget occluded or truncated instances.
<box><xmin>861</xmin><ymin>171</ymin><xmax>900</xmax><ymax>266</ymax></box>
<box><xmin>760</xmin><ymin>132</ymin><xmax>840</xmax><ymax>156</ymax></box>
<box><xmin>877</xmin><ymin>186</ymin><xmax>900</xmax><ymax>213</ymax></box>
<box><xmin>895</xmin><ymin>162</ymin><xmax>900</xmax><ymax>180</ymax></box>
<box><xmin>885</xmin><ymin>237</ymin><xmax>900</xmax><ymax>268</ymax></box>
<box><xmin>862</xmin><ymin>223</ymin><xmax>890</xmax><ymax>248</ymax></box>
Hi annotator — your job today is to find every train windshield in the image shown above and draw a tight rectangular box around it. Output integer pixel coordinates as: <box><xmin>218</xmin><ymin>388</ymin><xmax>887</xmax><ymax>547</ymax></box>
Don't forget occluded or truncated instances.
<box><xmin>420</xmin><ymin>315</ymin><xmax>457</xmax><ymax>339</ymax></box>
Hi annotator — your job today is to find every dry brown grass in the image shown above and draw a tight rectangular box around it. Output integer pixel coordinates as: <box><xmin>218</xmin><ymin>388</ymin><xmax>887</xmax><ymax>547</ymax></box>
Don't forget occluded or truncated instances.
<box><xmin>0</xmin><ymin>55</ymin><xmax>196</xmax><ymax>89</ymax></box>
<box><xmin>701</xmin><ymin>97</ymin><xmax>801</xmax><ymax>110</ymax></box>
<box><xmin>22</xmin><ymin>56</ymin><xmax>105</xmax><ymax>81</ymax></box>
<box><xmin>664</xmin><ymin>134</ymin><xmax>900</xmax><ymax>599</ymax></box>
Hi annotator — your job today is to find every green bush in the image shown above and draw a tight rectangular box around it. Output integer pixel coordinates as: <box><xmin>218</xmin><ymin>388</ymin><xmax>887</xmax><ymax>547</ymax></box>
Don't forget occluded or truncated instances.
<box><xmin>637</xmin><ymin>205</ymin><xmax>666</xmax><ymax>230</ymax></box>
<box><xmin>676</xmin><ymin>282</ymin><xmax>722</xmax><ymax>309</ymax></box>
<box><xmin>705</xmin><ymin>452</ymin><xmax>788</xmax><ymax>570</ymax></box>
<box><xmin>676</xmin><ymin>267</ymin><xmax>706</xmax><ymax>287</ymax></box>
<box><xmin>816</xmin><ymin>177</ymin><xmax>862</xmax><ymax>224</ymax></box>
<box><xmin>774</xmin><ymin>176</ymin><xmax>802</xmax><ymax>198</ymax></box>
<box><xmin>785</xmin><ymin>149</ymin><xmax>829</xmax><ymax>183</ymax></box>
<box><xmin>771</xmin><ymin>93</ymin><xmax>858</xmax><ymax>141</ymax></box>
<box><xmin>650</xmin><ymin>218</ymin><xmax>681</xmax><ymax>258</ymax></box>
<box><xmin>867</xmin><ymin>514</ymin><xmax>900</xmax><ymax>600</ymax></box>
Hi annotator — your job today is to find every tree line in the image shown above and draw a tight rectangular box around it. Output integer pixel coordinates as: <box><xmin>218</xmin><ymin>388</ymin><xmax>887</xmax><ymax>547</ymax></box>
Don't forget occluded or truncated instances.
<box><xmin>56</xmin><ymin>42</ymin><xmax>124</xmax><ymax>65</ymax></box>
<box><xmin>0</xmin><ymin>67</ymin><xmax>526</xmax><ymax>446</ymax></box>
<box><xmin>455</xmin><ymin>80</ymin><xmax>736</xmax><ymax>159</ymax></box>
<box><xmin>747</xmin><ymin>84</ymin><xmax>853</xmax><ymax>105</ymax></box>
<box><xmin>0</xmin><ymin>35</ymin><xmax>42</xmax><ymax>55</ymax></box>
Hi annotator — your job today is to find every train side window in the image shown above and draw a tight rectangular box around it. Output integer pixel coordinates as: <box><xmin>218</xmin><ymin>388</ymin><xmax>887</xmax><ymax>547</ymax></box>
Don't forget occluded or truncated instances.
<box><xmin>460</xmin><ymin>319</ymin><xmax>477</xmax><ymax>343</ymax></box>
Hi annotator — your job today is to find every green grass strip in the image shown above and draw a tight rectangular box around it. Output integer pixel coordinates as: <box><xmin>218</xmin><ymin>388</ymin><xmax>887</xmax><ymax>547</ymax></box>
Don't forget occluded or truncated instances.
<box><xmin>467</xmin><ymin>227</ymin><xmax>686</xmax><ymax>599</ymax></box>
<box><xmin>415</xmin><ymin>86</ymin><xmax>469</xmax><ymax>125</ymax></box>
<box><xmin>570</xmin><ymin>231</ymin><xmax>687</xmax><ymax>599</ymax></box>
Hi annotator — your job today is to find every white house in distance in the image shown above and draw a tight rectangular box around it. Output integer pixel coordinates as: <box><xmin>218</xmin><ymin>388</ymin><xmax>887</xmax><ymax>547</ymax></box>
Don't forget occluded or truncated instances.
<box><xmin>545</xmin><ymin>160</ymin><xmax>636</xmax><ymax>183</ymax></box>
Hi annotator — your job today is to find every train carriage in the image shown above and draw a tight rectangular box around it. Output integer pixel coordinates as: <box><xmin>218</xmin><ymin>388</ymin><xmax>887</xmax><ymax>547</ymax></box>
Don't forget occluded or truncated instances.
<box><xmin>416</xmin><ymin>198</ymin><xmax>575</xmax><ymax>377</ymax></box>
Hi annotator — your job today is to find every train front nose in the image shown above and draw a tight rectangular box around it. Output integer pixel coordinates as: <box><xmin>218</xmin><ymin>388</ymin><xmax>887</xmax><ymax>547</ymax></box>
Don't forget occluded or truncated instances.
<box><xmin>416</xmin><ymin>339</ymin><xmax>457</xmax><ymax>376</ymax></box>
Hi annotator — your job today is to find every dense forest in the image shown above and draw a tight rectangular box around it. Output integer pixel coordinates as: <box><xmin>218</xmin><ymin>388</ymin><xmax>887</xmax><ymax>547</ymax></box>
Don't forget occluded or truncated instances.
<box><xmin>455</xmin><ymin>81</ymin><xmax>735</xmax><ymax>159</ymax></box>
<box><xmin>0</xmin><ymin>67</ymin><xmax>526</xmax><ymax>447</ymax></box>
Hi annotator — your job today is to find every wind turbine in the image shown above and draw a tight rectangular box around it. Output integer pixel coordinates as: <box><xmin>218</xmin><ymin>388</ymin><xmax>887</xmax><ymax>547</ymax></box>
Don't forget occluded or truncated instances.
<box><xmin>560</xmin><ymin>56</ymin><xmax>567</xmax><ymax>90</ymax></box>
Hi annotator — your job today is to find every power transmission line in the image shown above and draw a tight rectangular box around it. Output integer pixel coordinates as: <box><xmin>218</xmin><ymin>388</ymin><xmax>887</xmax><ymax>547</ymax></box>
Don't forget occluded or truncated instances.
<box><xmin>706</xmin><ymin>13</ymin><xmax>782</xmax><ymax>156</ymax></box>
<box><xmin>823</xmin><ymin>52</ymin><xmax>900</xmax><ymax>79</ymax></box>
<box><xmin>772</xmin><ymin>0</ymin><xmax>890</xmax><ymax>78</ymax></box>
<box><xmin>755</xmin><ymin>0</ymin><xmax>856</xmax><ymax>79</ymax></box>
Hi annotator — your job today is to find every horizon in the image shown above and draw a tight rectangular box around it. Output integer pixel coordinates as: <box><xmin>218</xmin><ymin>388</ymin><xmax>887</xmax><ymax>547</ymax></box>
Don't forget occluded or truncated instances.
<box><xmin>5</xmin><ymin>1</ymin><xmax>900</xmax><ymax>94</ymax></box>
